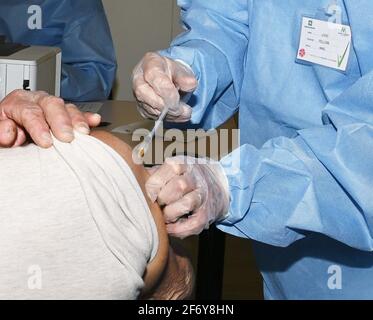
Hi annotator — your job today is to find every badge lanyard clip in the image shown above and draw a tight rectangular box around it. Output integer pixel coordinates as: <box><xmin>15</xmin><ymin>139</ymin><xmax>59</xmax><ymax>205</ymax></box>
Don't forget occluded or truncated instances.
<box><xmin>315</xmin><ymin>0</ymin><xmax>343</xmax><ymax>24</ymax></box>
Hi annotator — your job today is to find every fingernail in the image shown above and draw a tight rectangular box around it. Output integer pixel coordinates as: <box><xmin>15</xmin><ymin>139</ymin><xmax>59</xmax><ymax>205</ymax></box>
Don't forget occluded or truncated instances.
<box><xmin>42</xmin><ymin>132</ymin><xmax>53</xmax><ymax>145</ymax></box>
<box><xmin>5</xmin><ymin>125</ymin><xmax>15</xmax><ymax>137</ymax></box>
<box><xmin>75</xmin><ymin>123</ymin><xmax>90</xmax><ymax>135</ymax></box>
<box><xmin>62</xmin><ymin>127</ymin><xmax>74</xmax><ymax>140</ymax></box>
<box><xmin>92</xmin><ymin>113</ymin><xmax>101</xmax><ymax>122</ymax></box>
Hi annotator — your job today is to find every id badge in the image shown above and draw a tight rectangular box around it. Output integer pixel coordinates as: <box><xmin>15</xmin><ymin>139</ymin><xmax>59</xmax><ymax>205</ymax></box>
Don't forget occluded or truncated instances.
<box><xmin>296</xmin><ymin>17</ymin><xmax>352</xmax><ymax>72</ymax></box>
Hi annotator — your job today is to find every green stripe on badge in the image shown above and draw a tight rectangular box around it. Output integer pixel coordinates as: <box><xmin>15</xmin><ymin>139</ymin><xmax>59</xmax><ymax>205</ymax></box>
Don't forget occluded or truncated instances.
<box><xmin>338</xmin><ymin>42</ymin><xmax>350</xmax><ymax>68</ymax></box>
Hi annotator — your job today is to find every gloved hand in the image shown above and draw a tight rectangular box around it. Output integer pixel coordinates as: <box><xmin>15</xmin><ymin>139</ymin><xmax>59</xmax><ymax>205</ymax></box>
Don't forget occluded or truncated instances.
<box><xmin>146</xmin><ymin>156</ymin><xmax>230</xmax><ymax>239</ymax></box>
<box><xmin>0</xmin><ymin>89</ymin><xmax>101</xmax><ymax>148</ymax></box>
<box><xmin>132</xmin><ymin>52</ymin><xmax>197</xmax><ymax>123</ymax></box>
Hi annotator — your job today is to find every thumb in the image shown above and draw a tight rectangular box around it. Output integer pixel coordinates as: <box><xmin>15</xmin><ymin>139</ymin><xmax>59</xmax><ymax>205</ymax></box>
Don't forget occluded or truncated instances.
<box><xmin>173</xmin><ymin>61</ymin><xmax>198</xmax><ymax>93</ymax></box>
<box><xmin>0</xmin><ymin>119</ymin><xmax>17</xmax><ymax>147</ymax></box>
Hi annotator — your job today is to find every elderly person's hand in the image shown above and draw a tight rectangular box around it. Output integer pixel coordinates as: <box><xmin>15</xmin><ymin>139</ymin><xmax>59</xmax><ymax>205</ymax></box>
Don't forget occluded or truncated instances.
<box><xmin>0</xmin><ymin>90</ymin><xmax>101</xmax><ymax>148</ymax></box>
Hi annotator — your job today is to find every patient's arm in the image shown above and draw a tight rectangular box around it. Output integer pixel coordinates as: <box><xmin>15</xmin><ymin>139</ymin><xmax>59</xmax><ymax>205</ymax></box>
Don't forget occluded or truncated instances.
<box><xmin>147</xmin><ymin>238</ymin><xmax>194</xmax><ymax>300</ymax></box>
<box><xmin>90</xmin><ymin>131</ymin><xmax>194</xmax><ymax>299</ymax></box>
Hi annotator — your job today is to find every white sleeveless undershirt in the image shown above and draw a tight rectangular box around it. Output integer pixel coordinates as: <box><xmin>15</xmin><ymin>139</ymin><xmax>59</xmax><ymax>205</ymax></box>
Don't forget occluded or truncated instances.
<box><xmin>0</xmin><ymin>133</ymin><xmax>158</xmax><ymax>300</ymax></box>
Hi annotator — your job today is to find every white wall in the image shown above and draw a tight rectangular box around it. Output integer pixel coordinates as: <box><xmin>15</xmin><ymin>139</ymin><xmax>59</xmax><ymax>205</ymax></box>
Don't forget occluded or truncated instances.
<box><xmin>102</xmin><ymin>0</ymin><xmax>183</xmax><ymax>101</ymax></box>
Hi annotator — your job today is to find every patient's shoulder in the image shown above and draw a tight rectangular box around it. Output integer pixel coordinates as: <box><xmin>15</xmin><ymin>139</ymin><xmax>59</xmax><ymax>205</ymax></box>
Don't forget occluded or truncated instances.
<box><xmin>90</xmin><ymin>131</ymin><xmax>145</xmax><ymax>175</ymax></box>
<box><xmin>90</xmin><ymin>130</ymin><xmax>169</xmax><ymax>296</ymax></box>
<box><xmin>90</xmin><ymin>131</ymin><xmax>133</xmax><ymax>160</ymax></box>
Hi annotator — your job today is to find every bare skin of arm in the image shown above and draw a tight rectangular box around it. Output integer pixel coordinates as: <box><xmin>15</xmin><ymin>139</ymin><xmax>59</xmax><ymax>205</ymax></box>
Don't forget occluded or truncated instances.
<box><xmin>90</xmin><ymin>131</ymin><xmax>194</xmax><ymax>300</ymax></box>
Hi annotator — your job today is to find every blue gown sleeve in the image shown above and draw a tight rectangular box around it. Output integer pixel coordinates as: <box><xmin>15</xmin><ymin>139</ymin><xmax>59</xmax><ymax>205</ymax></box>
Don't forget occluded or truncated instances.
<box><xmin>159</xmin><ymin>0</ymin><xmax>250</xmax><ymax>129</ymax></box>
<box><xmin>59</xmin><ymin>0</ymin><xmax>117</xmax><ymax>102</ymax></box>
<box><xmin>218</xmin><ymin>70</ymin><xmax>373</xmax><ymax>251</ymax></box>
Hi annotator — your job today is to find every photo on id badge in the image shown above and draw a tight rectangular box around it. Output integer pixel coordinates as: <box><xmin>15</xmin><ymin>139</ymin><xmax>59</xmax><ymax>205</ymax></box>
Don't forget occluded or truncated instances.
<box><xmin>295</xmin><ymin>4</ymin><xmax>352</xmax><ymax>74</ymax></box>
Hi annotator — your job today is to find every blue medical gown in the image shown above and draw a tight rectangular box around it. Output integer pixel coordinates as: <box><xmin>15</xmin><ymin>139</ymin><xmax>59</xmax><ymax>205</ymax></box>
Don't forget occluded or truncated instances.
<box><xmin>160</xmin><ymin>0</ymin><xmax>373</xmax><ymax>299</ymax></box>
<box><xmin>0</xmin><ymin>0</ymin><xmax>116</xmax><ymax>101</ymax></box>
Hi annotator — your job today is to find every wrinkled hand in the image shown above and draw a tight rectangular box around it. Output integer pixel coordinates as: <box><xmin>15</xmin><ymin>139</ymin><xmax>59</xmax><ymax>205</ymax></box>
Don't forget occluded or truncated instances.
<box><xmin>146</xmin><ymin>156</ymin><xmax>230</xmax><ymax>239</ymax></box>
<box><xmin>132</xmin><ymin>52</ymin><xmax>197</xmax><ymax>123</ymax></box>
<box><xmin>0</xmin><ymin>90</ymin><xmax>101</xmax><ymax>148</ymax></box>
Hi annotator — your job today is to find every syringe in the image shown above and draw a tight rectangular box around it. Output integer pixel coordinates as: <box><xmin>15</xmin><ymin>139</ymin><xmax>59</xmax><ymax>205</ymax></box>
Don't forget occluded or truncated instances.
<box><xmin>137</xmin><ymin>104</ymin><xmax>170</xmax><ymax>160</ymax></box>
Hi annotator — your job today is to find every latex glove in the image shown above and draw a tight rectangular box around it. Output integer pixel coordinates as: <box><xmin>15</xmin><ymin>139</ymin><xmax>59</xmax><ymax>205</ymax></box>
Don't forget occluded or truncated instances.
<box><xmin>0</xmin><ymin>89</ymin><xmax>101</xmax><ymax>148</ymax></box>
<box><xmin>146</xmin><ymin>156</ymin><xmax>230</xmax><ymax>239</ymax></box>
<box><xmin>132</xmin><ymin>52</ymin><xmax>197</xmax><ymax>123</ymax></box>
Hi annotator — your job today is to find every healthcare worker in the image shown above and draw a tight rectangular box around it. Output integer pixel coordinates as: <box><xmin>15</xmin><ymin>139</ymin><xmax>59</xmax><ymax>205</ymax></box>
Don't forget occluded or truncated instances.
<box><xmin>133</xmin><ymin>0</ymin><xmax>373</xmax><ymax>299</ymax></box>
<box><xmin>0</xmin><ymin>0</ymin><xmax>116</xmax><ymax>102</ymax></box>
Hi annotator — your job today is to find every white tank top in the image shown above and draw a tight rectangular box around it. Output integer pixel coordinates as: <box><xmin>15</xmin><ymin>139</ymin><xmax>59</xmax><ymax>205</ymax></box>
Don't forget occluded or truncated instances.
<box><xmin>0</xmin><ymin>133</ymin><xmax>158</xmax><ymax>300</ymax></box>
